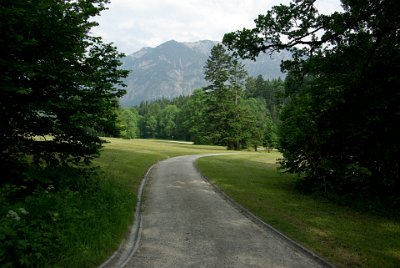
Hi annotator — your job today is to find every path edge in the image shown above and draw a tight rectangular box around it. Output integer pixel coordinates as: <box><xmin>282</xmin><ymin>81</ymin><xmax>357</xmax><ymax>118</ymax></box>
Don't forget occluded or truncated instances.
<box><xmin>97</xmin><ymin>154</ymin><xmax>228</xmax><ymax>267</ymax></box>
<box><xmin>195</xmin><ymin>155</ymin><xmax>336</xmax><ymax>268</ymax></box>
<box><xmin>98</xmin><ymin>163</ymin><xmax>156</xmax><ymax>268</ymax></box>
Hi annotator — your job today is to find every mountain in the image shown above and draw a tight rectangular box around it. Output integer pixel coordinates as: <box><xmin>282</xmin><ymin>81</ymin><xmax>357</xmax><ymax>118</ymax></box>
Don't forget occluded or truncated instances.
<box><xmin>120</xmin><ymin>40</ymin><xmax>290</xmax><ymax>107</ymax></box>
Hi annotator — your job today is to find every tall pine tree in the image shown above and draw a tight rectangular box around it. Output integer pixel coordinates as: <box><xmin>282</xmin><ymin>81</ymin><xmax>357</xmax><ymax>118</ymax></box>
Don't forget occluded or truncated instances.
<box><xmin>203</xmin><ymin>44</ymin><xmax>249</xmax><ymax>150</ymax></box>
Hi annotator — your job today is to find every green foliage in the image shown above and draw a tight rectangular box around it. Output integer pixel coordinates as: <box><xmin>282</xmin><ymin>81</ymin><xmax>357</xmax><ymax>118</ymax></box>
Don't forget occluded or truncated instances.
<box><xmin>117</xmin><ymin>108</ymin><xmax>139</xmax><ymax>139</ymax></box>
<box><xmin>202</xmin><ymin>44</ymin><xmax>249</xmax><ymax>150</ymax></box>
<box><xmin>179</xmin><ymin>89</ymin><xmax>208</xmax><ymax>143</ymax></box>
<box><xmin>243</xmin><ymin>75</ymin><xmax>284</xmax><ymax>149</ymax></box>
<box><xmin>223</xmin><ymin>0</ymin><xmax>400</xmax><ymax>197</ymax></box>
<box><xmin>143</xmin><ymin>115</ymin><xmax>158</xmax><ymax>138</ymax></box>
<box><xmin>0</xmin><ymin>1</ymin><xmax>129</xmax><ymax>266</ymax></box>
<box><xmin>0</xmin><ymin>167</ymin><xmax>135</xmax><ymax>267</ymax></box>
<box><xmin>242</xmin><ymin>98</ymin><xmax>276</xmax><ymax>150</ymax></box>
<box><xmin>132</xmin><ymin>75</ymin><xmax>284</xmax><ymax>149</ymax></box>
<box><xmin>245</xmin><ymin>75</ymin><xmax>285</xmax><ymax>123</ymax></box>
<box><xmin>136</xmin><ymin>99</ymin><xmax>185</xmax><ymax>140</ymax></box>
<box><xmin>129</xmin><ymin>48</ymin><xmax>284</xmax><ymax>149</ymax></box>
<box><xmin>157</xmin><ymin>105</ymin><xmax>180</xmax><ymax>139</ymax></box>
<box><xmin>0</xmin><ymin>0</ymin><xmax>128</xmax><ymax>185</ymax></box>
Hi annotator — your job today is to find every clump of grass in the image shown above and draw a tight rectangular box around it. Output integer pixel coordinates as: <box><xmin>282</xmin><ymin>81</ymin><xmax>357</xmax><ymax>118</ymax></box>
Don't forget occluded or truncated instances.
<box><xmin>197</xmin><ymin>153</ymin><xmax>400</xmax><ymax>268</ymax></box>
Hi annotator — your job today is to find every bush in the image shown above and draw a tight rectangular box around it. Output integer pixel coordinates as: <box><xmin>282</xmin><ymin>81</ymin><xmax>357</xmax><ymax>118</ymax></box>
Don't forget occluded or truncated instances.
<box><xmin>0</xmin><ymin>163</ymin><xmax>133</xmax><ymax>267</ymax></box>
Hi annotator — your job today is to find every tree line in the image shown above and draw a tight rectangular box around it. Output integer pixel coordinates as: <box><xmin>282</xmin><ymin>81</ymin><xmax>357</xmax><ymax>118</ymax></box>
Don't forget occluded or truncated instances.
<box><xmin>116</xmin><ymin>49</ymin><xmax>285</xmax><ymax>151</ymax></box>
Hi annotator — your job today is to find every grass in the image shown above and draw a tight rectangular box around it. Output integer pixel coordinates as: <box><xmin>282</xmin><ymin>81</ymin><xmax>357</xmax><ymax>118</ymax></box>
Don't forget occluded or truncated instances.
<box><xmin>196</xmin><ymin>152</ymin><xmax>400</xmax><ymax>268</ymax></box>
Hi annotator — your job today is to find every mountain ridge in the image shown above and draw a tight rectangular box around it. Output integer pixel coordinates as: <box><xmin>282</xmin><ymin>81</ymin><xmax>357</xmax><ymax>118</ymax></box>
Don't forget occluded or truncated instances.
<box><xmin>120</xmin><ymin>40</ymin><xmax>289</xmax><ymax>107</ymax></box>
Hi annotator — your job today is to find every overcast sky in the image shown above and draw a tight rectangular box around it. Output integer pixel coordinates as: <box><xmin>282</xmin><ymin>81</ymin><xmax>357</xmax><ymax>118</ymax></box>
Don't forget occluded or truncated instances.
<box><xmin>92</xmin><ymin>0</ymin><xmax>343</xmax><ymax>55</ymax></box>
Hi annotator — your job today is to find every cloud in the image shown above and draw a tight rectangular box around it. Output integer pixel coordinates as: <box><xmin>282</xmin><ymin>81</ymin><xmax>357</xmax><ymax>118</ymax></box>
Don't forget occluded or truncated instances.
<box><xmin>92</xmin><ymin>0</ymin><xmax>341</xmax><ymax>54</ymax></box>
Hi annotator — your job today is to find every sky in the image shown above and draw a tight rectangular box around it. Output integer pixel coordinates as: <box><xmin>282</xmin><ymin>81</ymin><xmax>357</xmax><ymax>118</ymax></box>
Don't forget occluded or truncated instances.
<box><xmin>92</xmin><ymin>0</ymin><xmax>343</xmax><ymax>55</ymax></box>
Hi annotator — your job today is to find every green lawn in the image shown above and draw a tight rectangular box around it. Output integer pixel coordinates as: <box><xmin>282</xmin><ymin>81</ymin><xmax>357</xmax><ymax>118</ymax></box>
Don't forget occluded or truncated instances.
<box><xmin>197</xmin><ymin>152</ymin><xmax>400</xmax><ymax>268</ymax></box>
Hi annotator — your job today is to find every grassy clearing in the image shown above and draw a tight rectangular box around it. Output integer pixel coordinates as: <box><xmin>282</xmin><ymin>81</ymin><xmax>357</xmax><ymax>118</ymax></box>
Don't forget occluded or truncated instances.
<box><xmin>197</xmin><ymin>152</ymin><xmax>400</xmax><ymax>268</ymax></box>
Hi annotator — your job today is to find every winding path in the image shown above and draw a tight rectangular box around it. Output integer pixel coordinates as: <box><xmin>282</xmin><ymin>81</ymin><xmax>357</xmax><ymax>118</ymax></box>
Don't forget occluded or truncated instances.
<box><xmin>102</xmin><ymin>154</ymin><xmax>332</xmax><ymax>268</ymax></box>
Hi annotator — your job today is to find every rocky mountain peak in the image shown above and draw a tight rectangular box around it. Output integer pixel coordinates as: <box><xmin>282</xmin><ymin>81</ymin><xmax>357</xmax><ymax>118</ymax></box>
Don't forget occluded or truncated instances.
<box><xmin>120</xmin><ymin>40</ymin><xmax>289</xmax><ymax>107</ymax></box>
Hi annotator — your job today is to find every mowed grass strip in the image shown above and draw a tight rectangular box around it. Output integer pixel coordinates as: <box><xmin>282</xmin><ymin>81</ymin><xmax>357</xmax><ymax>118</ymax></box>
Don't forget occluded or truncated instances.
<box><xmin>196</xmin><ymin>153</ymin><xmax>400</xmax><ymax>268</ymax></box>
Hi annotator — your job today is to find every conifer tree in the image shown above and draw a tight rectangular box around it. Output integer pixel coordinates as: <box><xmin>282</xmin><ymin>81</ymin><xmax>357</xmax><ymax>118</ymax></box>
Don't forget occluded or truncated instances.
<box><xmin>0</xmin><ymin>0</ymin><xmax>128</xmax><ymax>185</ymax></box>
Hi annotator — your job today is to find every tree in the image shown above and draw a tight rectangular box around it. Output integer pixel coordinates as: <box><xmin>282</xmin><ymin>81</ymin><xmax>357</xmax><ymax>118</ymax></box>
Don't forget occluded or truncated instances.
<box><xmin>117</xmin><ymin>108</ymin><xmax>139</xmax><ymax>139</ymax></box>
<box><xmin>0</xmin><ymin>0</ymin><xmax>128</xmax><ymax>185</ymax></box>
<box><xmin>245</xmin><ymin>76</ymin><xmax>285</xmax><ymax>123</ymax></box>
<box><xmin>203</xmin><ymin>44</ymin><xmax>248</xmax><ymax>150</ymax></box>
<box><xmin>223</xmin><ymin>0</ymin><xmax>400</xmax><ymax>197</ymax></box>
<box><xmin>158</xmin><ymin>105</ymin><xmax>180</xmax><ymax>139</ymax></box>
<box><xmin>141</xmin><ymin>114</ymin><xmax>158</xmax><ymax>138</ymax></box>
<box><xmin>179</xmin><ymin>89</ymin><xmax>208</xmax><ymax>143</ymax></box>
<box><xmin>243</xmin><ymin>98</ymin><xmax>275</xmax><ymax>151</ymax></box>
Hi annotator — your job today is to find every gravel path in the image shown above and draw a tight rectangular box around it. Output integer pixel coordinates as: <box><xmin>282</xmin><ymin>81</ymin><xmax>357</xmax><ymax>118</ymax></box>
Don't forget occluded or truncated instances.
<box><xmin>104</xmin><ymin>154</ymin><xmax>332</xmax><ymax>268</ymax></box>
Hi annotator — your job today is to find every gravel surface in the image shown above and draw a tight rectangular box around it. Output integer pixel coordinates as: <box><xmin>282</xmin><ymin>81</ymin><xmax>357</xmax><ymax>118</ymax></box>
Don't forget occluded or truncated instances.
<box><xmin>121</xmin><ymin>154</ymin><xmax>331</xmax><ymax>268</ymax></box>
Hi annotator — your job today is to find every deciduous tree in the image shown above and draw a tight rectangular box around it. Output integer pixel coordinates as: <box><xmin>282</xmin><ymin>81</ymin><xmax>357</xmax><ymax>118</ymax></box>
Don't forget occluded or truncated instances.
<box><xmin>223</xmin><ymin>0</ymin><xmax>400</xmax><ymax>196</ymax></box>
<box><xmin>117</xmin><ymin>108</ymin><xmax>139</xmax><ymax>139</ymax></box>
